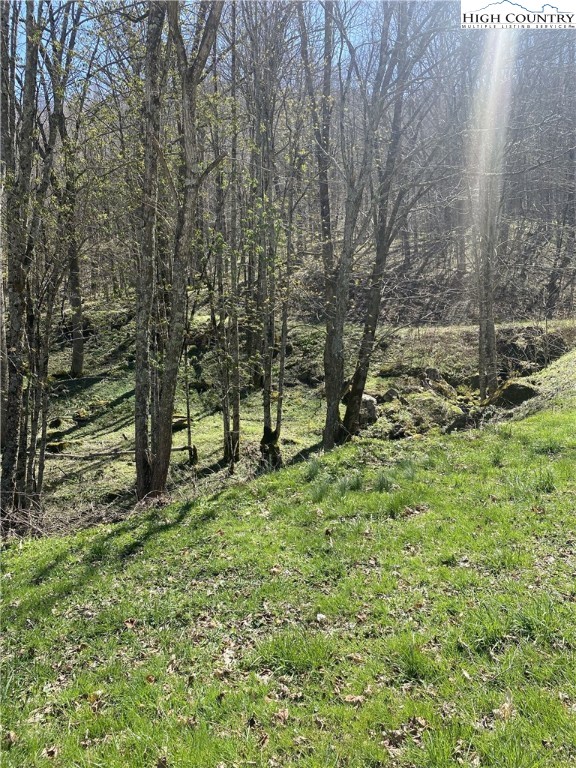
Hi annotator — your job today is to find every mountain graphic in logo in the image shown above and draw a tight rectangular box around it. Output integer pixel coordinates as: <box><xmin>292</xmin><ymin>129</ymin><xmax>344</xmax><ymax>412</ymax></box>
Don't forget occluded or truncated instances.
<box><xmin>474</xmin><ymin>1</ymin><xmax>566</xmax><ymax>13</ymax></box>
<box><xmin>461</xmin><ymin>0</ymin><xmax>576</xmax><ymax>26</ymax></box>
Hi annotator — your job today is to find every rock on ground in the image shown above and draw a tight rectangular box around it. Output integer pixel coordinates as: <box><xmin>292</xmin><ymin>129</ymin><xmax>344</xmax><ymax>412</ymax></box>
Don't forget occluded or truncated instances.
<box><xmin>488</xmin><ymin>380</ymin><xmax>539</xmax><ymax>408</ymax></box>
<box><xmin>359</xmin><ymin>394</ymin><xmax>379</xmax><ymax>427</ymax></box>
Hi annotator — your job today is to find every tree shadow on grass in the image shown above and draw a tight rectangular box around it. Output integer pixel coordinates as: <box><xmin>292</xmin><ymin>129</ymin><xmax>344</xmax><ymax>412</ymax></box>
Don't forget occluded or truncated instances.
<box><xmin>195</xmin><ymin>458</ymin><xmax>229</xmax><ymax>479</ymax></box>
<box><xmin>51</xmin><ymin>374</ymin><xmax>107</xmax><ymax>396</ymax></box>
<box><xmin>7</xmin><ymin>440</ymin><xmax>325</xmax><ymax>630</ymax></box>
<box><xmin>42</xmin><ymin>451</ymin><xmax>134</xmax><ymax>502</ymax></box>
<box><xmin>285</xmin><ymin>439</ymin><xmax>323</xmax><ymax>467</ymax></box>
<box><xmin>100</xmin><ymin>337</ymin><xmax>134</xmax><ymax>366</ymax></box>
<box><xmin>73</xmin><ymin>414</ymin><xmax>134</xmax><ymax>441</ymax></box>
<box><xmin>50</xmin><ymin>388</ymin><xmax>135</xmax><ymax>439</ymax></box>
<box><xmin>8</xmin><ymin>499</ymin><xmax>211</xmax><ymax>624</ymax></box>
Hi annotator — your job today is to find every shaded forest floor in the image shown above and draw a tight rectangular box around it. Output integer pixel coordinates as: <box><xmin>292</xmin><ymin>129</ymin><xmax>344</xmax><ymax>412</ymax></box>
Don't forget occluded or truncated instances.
<box><xmin>37</xmin><ymin>306</ymin><xmax>576</xmax><ymax>533</ymax></box>
<box><xmin>2</xmin><ymin>347</ymin><xmax>576</xmax><ymax>766</ymax></box>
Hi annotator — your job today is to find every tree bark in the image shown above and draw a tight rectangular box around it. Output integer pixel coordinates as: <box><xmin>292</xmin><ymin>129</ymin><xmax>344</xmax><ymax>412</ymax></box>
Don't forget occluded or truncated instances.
<box><xmin>342</xmin><ymin>17</ymin><xmax>409</xmax><ymax>436</ymax></box>
<box><xmin>135</xmin><ymin>0</ymin><xmax>165</xmax><ymax>499</ymax></box>
<box><xmin>478</xmin><ymin>220</ymin><xmax>498</xmax><ymax>399</ymax></box>
<box><xmin>144</xmin><ymin>0</ymin><xmax>223</xmax><ymax>496</ymax></box>
<box><xmin>1</xmin><ymin>1</ymin><xmax>40</xmax><ymax>524</ymax></box>
<box><xmin>68</xmin><ymin>225</ymin><xmax>84</xmax><ymax>378</ymax></box>
<box><xmin>229</xmin><ymin>0</ymin><xmax>240</xmax><ymax>464</ymax></box>
<box><xmin>298</xmin><ymin>2</ymin><xmax>342</xmax><ymax>449</ymax></box>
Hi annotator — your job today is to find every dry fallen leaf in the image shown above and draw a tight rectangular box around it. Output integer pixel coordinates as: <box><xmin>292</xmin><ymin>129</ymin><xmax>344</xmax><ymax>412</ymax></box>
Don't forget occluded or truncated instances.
<box><xmin>274</xmin><ymin>708</ymin><xmax>289</xmax><ymax>724</ymax></box>
<box><xmin>258</xmin><ymin>731</ymin><xmax>269</xmax><ymax>748</ymax></box>
<box><xmin>177</xmin><ymin>714</ymin><xmax>198</xmax><ymax>728</ymax></box>
<box><xmin>2</xmin><ymin>731</ymin><xmax>18</xmax><ymax>748</ymax></box>
<box><xmin>343</xmin><ymin>694</ymin><xmax>365</xmax><ymax>706</ymax></box>
<box><xmin>494</xmin><ymin>696</ymin><xmax>515</xmax><ymax>721</ymax></box>
<box><xmin>381</xmin><ymin>715</ymin><xmax>428</xmax><ymax>755</ymax></box>
<box><xmin>87</xmin><ymin>690</ymin><xmax>104</xmax><ymax>703</ymax></box>
<box><xmin>41</xmin><ymin>745</ymin><xmax>59</xmax><ymax>759</ymax></box>
<box><xmin>27</xmin><ymin>704</ymin><xmax>53</xmax><ymax>723</ymax></box>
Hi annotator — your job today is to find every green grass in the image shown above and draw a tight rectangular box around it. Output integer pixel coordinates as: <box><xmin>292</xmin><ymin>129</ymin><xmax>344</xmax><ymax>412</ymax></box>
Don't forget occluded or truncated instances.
<box><xmin>39</xmin><ymin>315</ymin><xmax>576</xmax><ymax>531</ymax></box>
<box><xmin>3</xmin><ymin>352</ymin><xmax>576</xmax><ymax>766</ymax></box>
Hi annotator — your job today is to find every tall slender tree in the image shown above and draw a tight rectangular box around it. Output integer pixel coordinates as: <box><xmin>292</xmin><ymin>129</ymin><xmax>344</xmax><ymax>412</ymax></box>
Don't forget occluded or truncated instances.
<box><xmin>135</xmin><ymin>0</ymin><xmax>223</xmax><ymax>499</ymax></box>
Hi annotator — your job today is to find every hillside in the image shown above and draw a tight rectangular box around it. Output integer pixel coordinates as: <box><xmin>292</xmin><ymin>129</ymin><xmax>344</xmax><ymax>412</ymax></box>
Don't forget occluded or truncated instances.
<box><xmin>2</xmin><ymin>350</ymin><xmax>576</xmax><ymax>767</ymax></box>
<box><xmin>36</xmin><ymin>315</ymin><xmax>576</xmax><ymax>532</ymax></box>
<box><xmin>4</xmin><ymin>7</ymin><xmax>576</xmax><ymax>765</ymax></box>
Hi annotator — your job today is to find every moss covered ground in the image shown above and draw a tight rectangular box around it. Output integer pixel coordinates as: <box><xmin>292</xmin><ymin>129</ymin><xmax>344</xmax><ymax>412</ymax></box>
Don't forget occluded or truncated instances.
<box><xmin>38</xmin><ymin>309</ymin><xmax>576</xmax><ymax>531</ymax></box>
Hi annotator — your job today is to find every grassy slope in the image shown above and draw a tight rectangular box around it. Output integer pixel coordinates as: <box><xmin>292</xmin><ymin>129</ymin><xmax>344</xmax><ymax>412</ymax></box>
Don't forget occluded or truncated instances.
<box><xmin>2</xmin><ymin>352</ymin><xmax>576</xmax><ymax>767</ymax></box>
<box><xmin>40</xmin><ymin>316</ymin><xmax>576</xmax><ymax>529</ymax></box>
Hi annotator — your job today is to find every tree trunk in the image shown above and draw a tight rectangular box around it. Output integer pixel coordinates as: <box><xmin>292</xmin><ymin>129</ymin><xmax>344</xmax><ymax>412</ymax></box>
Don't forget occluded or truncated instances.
<box><xmin>545</xmin><ymin>143</ymin><xmax>575</xmax><ymax>318</ymax></box>
<box><xmin>342</xmin><ymin>242</ymin><xmax>389</xmax><ymax>437</ymax></box>
<box><xmin>1</xmin><ymin>1</ymin><xmax>40</xmax><ymax>526</ymax></box>
<box><xmin>0</xmin><ymin>2</ymin><xmax>10</xmax><ymax>453</ymax></box>
<box><xmin>145</xmin><ymin>0</ymin><xmax>223</xmax><ymax>495</ymax></box>
<box><xmin>342</xmin><ymin>44</ymin><xmax>408</xmax><ymax>437</ymax></box>
<box><xmin>0</xmin><ymin>277</ymin><xmax>7</xmax><ymax>452</ymax></box>
<box><xmin>69</xmin><ymin>228</ymin><xmax>84</xmax><ymax>378</ymax></box>
<box><xmin>135</xmin><ymin>0</ymin><xmax>165</xmax><ymax>500</ymax></box>
<box><xmin>228</xmin><ymin>0</ymin><xmax>240</xmax><ymax>464</ymax></box>
<box><xmin>298</xmin><ymin>2</ymin><xmax>342</xmax><ymax>449</ymax></box>
<box><xmin>478</xmin><ymin>226</ymin><xmax>498</xmax><ymax>399</ymax></box>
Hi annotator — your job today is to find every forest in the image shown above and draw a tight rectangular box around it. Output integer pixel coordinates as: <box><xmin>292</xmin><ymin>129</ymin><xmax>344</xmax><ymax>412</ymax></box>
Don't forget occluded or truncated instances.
<box><xmin>3</xmin><ymin>3</ymin><xmax>576</xmax><ymax>767</ymax></box>
<box><xmin>1</xmin><ymin>0</ymin><xmax>575</xmax><ymax>532</ymax></box>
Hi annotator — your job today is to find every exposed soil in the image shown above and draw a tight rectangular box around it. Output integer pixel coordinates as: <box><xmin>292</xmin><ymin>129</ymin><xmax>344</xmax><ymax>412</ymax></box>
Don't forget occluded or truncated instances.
<box><xmin>366</xmin><ymin>326</ymin><xmax>575</xmax><ymax>439</ymax></box>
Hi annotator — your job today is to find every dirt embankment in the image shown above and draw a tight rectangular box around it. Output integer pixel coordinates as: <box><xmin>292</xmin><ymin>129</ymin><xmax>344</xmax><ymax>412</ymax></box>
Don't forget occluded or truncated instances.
<box><xmin>360</xmin><ymin>326</ymin><xmax>575</xmax><ymax>440</ymax></box>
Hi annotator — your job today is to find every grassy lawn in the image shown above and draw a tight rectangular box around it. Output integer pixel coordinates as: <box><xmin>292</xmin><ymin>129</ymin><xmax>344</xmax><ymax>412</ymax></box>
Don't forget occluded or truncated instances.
<box><xmin>2</xmin><ymin>353</ymin><xmax>576</xmax><ymax>766</ymax></box>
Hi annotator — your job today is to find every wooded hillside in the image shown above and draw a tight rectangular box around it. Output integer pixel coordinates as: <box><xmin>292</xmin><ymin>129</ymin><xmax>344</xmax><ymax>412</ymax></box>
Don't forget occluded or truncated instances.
<box><xmin>2</xmin><ymin>1</ymin><xmax>575</xmax><ymax>531</ymax></box>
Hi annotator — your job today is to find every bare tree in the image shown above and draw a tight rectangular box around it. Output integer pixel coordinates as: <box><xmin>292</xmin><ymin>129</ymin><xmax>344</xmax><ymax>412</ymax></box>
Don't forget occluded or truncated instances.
<box><xmin>135</xmin><ymin>0</ymin><xmax>166</xmax><ymax>500</ymax></box>
<box><xmin>135</xmin><ymin>0</ymin><xmax>223</xmax><ymax>499</ymax></box>
<box><xmin>470</xmin><ymin>32</ymin><xmax>516</xmax><ymax>398</ymax></box>
<box><xmin>343</xmin><ymin>3</ymin><xmax>449</xmax><ymax>435</ymax></box>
